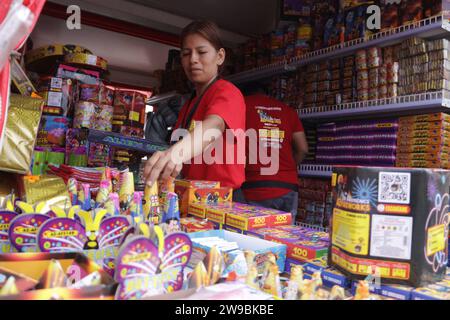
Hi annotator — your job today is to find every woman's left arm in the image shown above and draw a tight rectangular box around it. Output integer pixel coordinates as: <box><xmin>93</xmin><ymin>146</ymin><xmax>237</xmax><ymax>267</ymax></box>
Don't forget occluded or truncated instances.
<box><xmin>144</xmin><ymin>114</ymin><xmax>225</xmax><ymax>186</ymax></box>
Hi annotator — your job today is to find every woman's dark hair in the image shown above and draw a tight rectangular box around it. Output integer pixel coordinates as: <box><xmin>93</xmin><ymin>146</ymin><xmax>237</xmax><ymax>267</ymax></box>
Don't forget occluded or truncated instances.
<box><xmin>180</xmin><ymin>20</ymin><xmax>225</xmax><ymax>52</ymax></box>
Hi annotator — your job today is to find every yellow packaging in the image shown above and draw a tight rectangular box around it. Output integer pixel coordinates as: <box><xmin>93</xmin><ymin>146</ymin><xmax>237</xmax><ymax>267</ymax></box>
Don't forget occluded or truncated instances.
<box><xmin>188</xmin><ymin>203</ymin><xmax>208</xmax><ymax>219</ymax></box>
<box><xmin>143</xmin><ymin>183</ymin><xmax>160</xmax><ymax>221</ymax></box>
<box><xmin>0</xmin><ymin>95</ymin><xmax>43</xmax><ymax>174</ymax></box>
<box><xmin>332</xmin><ymin>208</ymin><xmax>370</xmax><ymax>255</ymax></box>
<box><xmin>25</xmin><ymin>44</ymin><xmax>92</xmax><ymax>73</ymax></box>
<box><xmin>64</xmin><ymin>53</ymin><xmax>108</xmax><ymax>71</ymax></box>
<box><xmin>174</xmin><ymin>180</ymin><xmax>232</xmax><ymax>216</ymax></box>
<box><xmin>205</xmin><ymin>206</ymin><xmax>229</xmax><ymax>224</ymax></box>
<box><xmin>22</xmin><ymin>175</ymin><xmax>71</xmax><ymax>213</ymax></box>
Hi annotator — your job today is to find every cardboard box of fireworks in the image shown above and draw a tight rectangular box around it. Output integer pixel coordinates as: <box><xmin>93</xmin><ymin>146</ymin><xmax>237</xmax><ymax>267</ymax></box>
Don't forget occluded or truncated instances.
<box><xmin>188</xmin><ymin>230</ymin><xmax>287</xmax><ymax>273</ymax></box>
<box><xmin>0</xmin><ymin>252</ymin><xmax>116</xmax><ymax>300</ymax></box>
<box><xmin>247</xmin><ymin>225</ymin><xmax>329</xmax><ymax>263</ymax></box>
<box><xmin>329</xmin><ymin>166</ymin><xmax>450</xmax><ymax>287</ymax></box>
<box><xmin>180</xmin><ymin>216</ymin><xmax>216</xmax><ymax>233</ymax></box>
<box><xmin>174</xmin><ymin>179</ymin><xmax>232</xmax><ymax>216</ymax></box>
<box><xmin>188</xmin><ymin>202</ymin><xmax>292</xmax><ymax>231</ymax></box>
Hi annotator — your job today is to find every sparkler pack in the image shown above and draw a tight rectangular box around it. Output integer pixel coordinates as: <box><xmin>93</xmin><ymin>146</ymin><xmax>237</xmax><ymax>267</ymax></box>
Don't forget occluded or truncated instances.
<box><xmin>329</xmin><ymin>166</ymin><xmax>450</xmax><ymax>287</ymax></box>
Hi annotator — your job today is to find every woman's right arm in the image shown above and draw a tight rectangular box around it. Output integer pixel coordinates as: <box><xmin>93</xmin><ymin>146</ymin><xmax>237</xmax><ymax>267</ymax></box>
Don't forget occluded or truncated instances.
<box><xmin>144</xmin><ymin>114</ymin><xmax>226</xmax><ymax>186</ymax></box>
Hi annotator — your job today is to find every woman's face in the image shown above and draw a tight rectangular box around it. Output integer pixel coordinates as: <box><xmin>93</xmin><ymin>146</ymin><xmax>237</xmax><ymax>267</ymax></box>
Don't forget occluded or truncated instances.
<box><xmin>181</xmin><ymin>33</ymin><xmax>225</xmax><ymax>86</ymax></box>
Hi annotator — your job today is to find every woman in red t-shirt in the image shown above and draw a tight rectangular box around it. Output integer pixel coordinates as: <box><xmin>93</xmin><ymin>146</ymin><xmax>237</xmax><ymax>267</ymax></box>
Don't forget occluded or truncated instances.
<box><xmin>144</xmin><ymin>20</ymin><xmax>246</xmax><ymax>201</ymax></box>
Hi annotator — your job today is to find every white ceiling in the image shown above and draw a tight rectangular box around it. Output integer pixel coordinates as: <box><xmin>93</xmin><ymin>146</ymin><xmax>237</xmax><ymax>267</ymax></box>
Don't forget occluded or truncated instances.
<box><xmin>126</xmin><ymin>0</ymin><xmax>279</xmax><ymax>36</ymax></box>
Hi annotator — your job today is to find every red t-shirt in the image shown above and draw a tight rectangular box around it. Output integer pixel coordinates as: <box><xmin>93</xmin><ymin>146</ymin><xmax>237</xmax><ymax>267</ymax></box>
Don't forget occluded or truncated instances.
<box><xmin>173</xmin><ymin>79</ymin><xmax>246</xmax><ymax>189</ymax></box>
<box><xmin>243</xmin><ymin>94</ymin><xmax>304</xmax><ymax>201</ymax></box>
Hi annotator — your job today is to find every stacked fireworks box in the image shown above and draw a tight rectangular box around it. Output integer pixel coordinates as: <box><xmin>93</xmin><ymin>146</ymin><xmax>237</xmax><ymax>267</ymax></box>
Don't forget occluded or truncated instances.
<box><xmin>355</xmin><ymin>45</ymin><xmax>400</xmax><ymax>102</ymax></box>
<box><xmin>297</xmin><ymin>178</ymin><xmax>333</xmax><ymax>227</ymax></box>
<box><xmin>303</xmin><ymin>126</ymin><xmax>317</xmax><ymax>163</ymax></box>
<box><xmin>111</xmin><ymin>90</ymin><xmax>148</xmax><ymax>168</ymax></box>
<box><xmin>269</xmin><ymin>74</ymin><xmax>301</xmax><ymax>108</ymax></box>
<box><xmin>398</xmin><ymin>38</ymin><xmax>450</xmax><ymax>96</ymax></box>
<box><xmin>396</xmin><ymin>113</ymin><xmax>450</xmax><ymax>169</ymax></box>
<box><xmin>303</xmin><ymin>60</ymin><xmax>337</xmax><ymax>108</ymax></box>
<box><xmin>315</xmin><ymin>119</ymin><xmax>398</xmax><ymax>166</ymax></box>
<box><xmin>326</xmin><ymin>57</ymin><xmax>344</xmax><ymax>106</ymax></box>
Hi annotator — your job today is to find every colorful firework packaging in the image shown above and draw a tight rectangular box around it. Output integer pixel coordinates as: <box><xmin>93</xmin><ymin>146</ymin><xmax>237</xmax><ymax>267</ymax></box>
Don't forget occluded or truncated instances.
<box><xmin>36</xmin><ymin>77</ymin><xmax>77</xmax><ymax>117</ymax></box>
<box><xmin>143</xmin><ymin>183</ymin><xmax>161</xmax><ymax>224</ymax></box>
<box><xmin>119</xmin><ymin>172</ymin><xmax>134</xmax><ymax>216</ymax></box>
<box><xmin>36</xmin><ymin>116</ymin><xmax>69</xmax><ymax>148</ymax></box>
<box><xmin>0</xmin><ymin>252</ymin><xmax>115</xmax><ymax>300</ymax></box>
<box><xmin>78</xmin><ymin>183</ymin><xmax>92</xmax><ymax>211</ymax></box>
<box><xmin>129</xmin><ymin>192</ymin><xmax>144</xmax><ymax>224</ymax></box>
<box><xmin>87</xmin><ymin>143</ymin><xmax>112</xmax><ymax>168</ymax></box>
<box><xmin>330</xmin><ymin>166</ymin><xmax>450</xmax><ymax>287</ymax></box>
<box><xmin>65</xmin><ymin>129</ymin><xmax>89</xmax><ymax>167</ymax></box>
<box><xmin>112</xmin><ymin>90</ymin><xmax>147</xmax><ymax>135</ymax></box>
<box><xmin>114</xmin><ymin>224</ymin><xmax>192</xmax><ymax>300</ymax></box>
<box><xmin>174</xmin><ymin>180</ymin><xmax>221</xmax><ymax>216</ymax></box>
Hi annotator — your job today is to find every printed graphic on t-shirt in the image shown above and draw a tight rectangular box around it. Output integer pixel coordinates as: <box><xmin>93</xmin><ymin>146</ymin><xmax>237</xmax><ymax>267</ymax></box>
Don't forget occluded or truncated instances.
<box><xmin>257</xmin><ymin>110</ymin><xmax>281</xmax><ymax>124</ymax></box>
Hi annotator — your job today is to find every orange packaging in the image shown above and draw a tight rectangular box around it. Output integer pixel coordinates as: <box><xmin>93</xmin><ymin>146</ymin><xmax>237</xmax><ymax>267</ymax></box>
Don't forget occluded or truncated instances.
<box><xmin>175</xmin><ymin>180</ymin><xmax>220</xmax><ymax>216</ymax></box>
<box><xmin>180</xmin><ymin>217</ymin><xmax>215</xmax><ymax>233</ymax></box>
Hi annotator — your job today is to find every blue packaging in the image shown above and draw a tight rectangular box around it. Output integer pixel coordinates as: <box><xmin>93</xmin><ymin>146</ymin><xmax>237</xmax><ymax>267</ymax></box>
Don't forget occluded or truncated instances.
<box><xmin>189</xmin><ymin>230</ymin><xmax>287</xmax><ymax>273</ymax></box>
<box><xmin>379</xmin><ymin>284</ymin><xmax>414</xmax><ymax>300</ymax></box>
<box><xmin>284</xmin><ymin>258</ymin><xmax>350</xmax><ymax>288</ymax></box>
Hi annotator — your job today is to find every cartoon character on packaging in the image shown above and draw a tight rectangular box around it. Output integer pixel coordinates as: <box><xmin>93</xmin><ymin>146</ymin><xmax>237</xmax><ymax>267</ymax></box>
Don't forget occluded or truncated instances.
<box><xmin>78</xmin><ymin>209</ymin><xmax>108</xmax><ymax>250</ymax></box>
<box><xmin>336</xmin><ymin>174</ymin><xmax>348</xmax><ymax>199</ymax></box>
<box><xmin>206</xmin><ymin>192</ymin><xmax>220</xmax><ymax>204</ymax></box>
<box><xmin>163</xmin><ymin>193</ymin><xmax>181</xmax><ymax>234</ymax></box>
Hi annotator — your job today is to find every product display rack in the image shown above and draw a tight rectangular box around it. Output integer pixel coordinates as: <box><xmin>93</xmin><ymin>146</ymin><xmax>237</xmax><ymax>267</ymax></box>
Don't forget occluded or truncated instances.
<box><xmin>298</xmin><ymin>91</ymin><xmax>450</xmax><ymax>122</ymax></box>
<box><xmin>298</xmin><ymin>164</ymin><xmax>333</xmax><ymax>178</ymax></box>
<box><xmin>226</xmin><ymin>15</ymin><xmax>450</xmax><ymax>179</ymax></box>
<box><xmin>294</xmin><ymin>221</ymin><xmax>329</xmax><ymax>233</ymax></box>
<box><xmin>227</xmin><ymin>15</ymin><xmax>450</xmax><ymax>86</ymax></box>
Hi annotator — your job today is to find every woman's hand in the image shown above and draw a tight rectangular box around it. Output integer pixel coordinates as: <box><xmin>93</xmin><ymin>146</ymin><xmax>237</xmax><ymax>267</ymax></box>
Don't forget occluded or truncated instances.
<box><xmin>144</xmin><ymin>115</ymin><xmax>225</xmax><ymax>186</ymax></box>
<box><xmin>144</xmin><ymin>150</ymin><xmax>183</xmax><ymax>187</ymax></box>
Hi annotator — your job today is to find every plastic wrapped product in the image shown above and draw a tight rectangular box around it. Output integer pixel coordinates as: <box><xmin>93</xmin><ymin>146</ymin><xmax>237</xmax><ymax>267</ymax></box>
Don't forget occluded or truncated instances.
<box><xmin>387</xmin><ymin>63</ymin><xmax>399</xmax><ymax>84</ymax></box>
<box><xmin>73</xmin><ymin>101</ymin><xmax>96</xmax><ymax>129</ymax></box>
<box><xmin>387</xmin><ymin>84</ymin><xmax>398</xmax><ymax>98</ymax></box>
<box><xmin>355</xmin><ymin>49</ymin><xmax>368</xmax><ymax>71</ymax></box>
<box><xmin>378</xmin><ymin>85</ymin><xmax>388</xmax><ymax>99</ymax></box>
<box><xmin>379</xmin><ymin>66</ymin><xmax>388</xmax><ymax>86</ymax></box>
<box><xmin>368</xmin><ymin>47</ymin><xmax>382</xmax><ymax>68</ymax></box>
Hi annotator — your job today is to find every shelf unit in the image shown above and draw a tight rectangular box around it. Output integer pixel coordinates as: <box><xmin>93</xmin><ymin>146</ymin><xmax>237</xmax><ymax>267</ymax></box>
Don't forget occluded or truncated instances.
<box><xmin>298</xmin><ymin>91</ymin><xmax>450</xmax><ymax>122</ymax></box>
<box><xmin>228</xmin><ymin>16</ymin><xmax>450</xmax><ymax>179</ymax></box>
<box><xmin>228</xmin><ymin>15</ymin><xmax>450</xmax><ymax>86</ymax></box>
<box><xmin>298</xmin><ymin>164</ymin><xmax>333</xmax><ymax>178</ymax></box>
